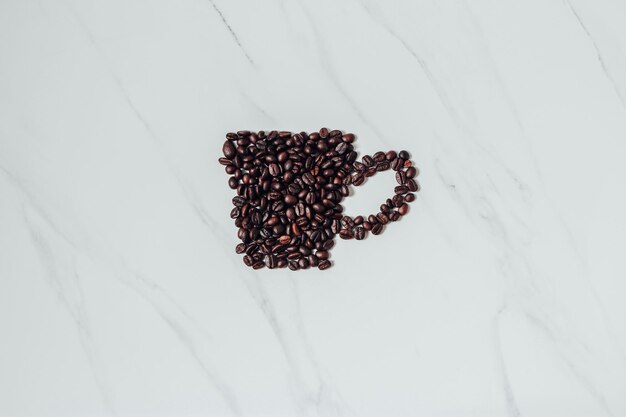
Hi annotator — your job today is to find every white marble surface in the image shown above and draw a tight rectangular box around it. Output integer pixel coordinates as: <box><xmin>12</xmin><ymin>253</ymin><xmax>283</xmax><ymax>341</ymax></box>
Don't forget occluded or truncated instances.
<box><xmin>2</xmin><ymin>0</ymin><xmax>626</xmax><ymax>416</ymax></box>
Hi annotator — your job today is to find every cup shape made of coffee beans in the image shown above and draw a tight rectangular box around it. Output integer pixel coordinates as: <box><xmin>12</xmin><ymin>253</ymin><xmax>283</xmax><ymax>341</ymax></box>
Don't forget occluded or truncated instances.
<box><xmin>220</xmin><ymin>128</ymin><xmax>419</xmax><ymax>271</ymax></box>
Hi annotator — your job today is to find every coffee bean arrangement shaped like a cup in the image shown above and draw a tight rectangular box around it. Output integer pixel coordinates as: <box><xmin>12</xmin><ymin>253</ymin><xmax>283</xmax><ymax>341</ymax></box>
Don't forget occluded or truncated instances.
<box><xmin>219</xmin><ymin>128</ymin><xmax>420</xmax><ymax>271</ymax></box>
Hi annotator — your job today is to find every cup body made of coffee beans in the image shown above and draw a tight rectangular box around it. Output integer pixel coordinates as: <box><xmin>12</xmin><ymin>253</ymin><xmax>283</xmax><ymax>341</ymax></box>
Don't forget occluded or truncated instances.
<box><xmin>219</xmin><ymin>128</ymin><xmax>419</xmax><ymax>271</ymax></box>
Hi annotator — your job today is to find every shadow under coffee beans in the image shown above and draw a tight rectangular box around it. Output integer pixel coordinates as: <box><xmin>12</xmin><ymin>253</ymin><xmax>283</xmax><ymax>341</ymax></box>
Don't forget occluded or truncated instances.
<box><xmin>219</xmin><ymin>128</ymin><xmax>419</xmax><ymax>271</ymax></box>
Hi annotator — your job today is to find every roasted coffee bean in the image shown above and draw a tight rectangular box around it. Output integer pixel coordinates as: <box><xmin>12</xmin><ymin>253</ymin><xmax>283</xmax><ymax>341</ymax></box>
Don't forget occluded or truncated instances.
<box><xmin>398</xmin><ymin>150</ymin><xmax>410</xmax><ymax>160</ymax></box>
<box><xmin>341</xmin><ymin>216</ymin><xmax>355</xmax><ymax>229</ymax></box>
<box><xmin>336</xmin><ymin>142</ymin><xmax>349</xmax><ymax>155</ymax></box>
<box><xmin>252</xmin><ymin>261</ymin><xmax>265</xmax><ymax>270</ymax></box>
<box><xmin>298</xmin><ymin>258</ymin><xmax>310</xmax><ymax>269</ymax></box>
<box><xmin>385</xmin><ymin>151</ymin><xmax>397</xmax><ymax>161</ymax></box>
<box><xmin>394</xmin><ymin>185</ymin><xmax>409</xmax><ymax>195</ymax></box>
<box><xmin>354</xmin><ymin>215</ymin><xmax>364</xmax><ymax>225</ymax></box>
<box><xmin>398</xmin><ymin>203</ymin><xmax>409</xmax><ymax>216</ymax></box>
<box><xmin>269</xmin><ymin>163</ymin><xmax>281</xmax><ymax>177</ymax></box>
<box><xmin>316</xmin><ymin>250</ymin><xmax>329</xmax><ymax>260</ymax></box>
<box><xmin>373</xmin><ymin>151</ymin><xmax>386</xmax><ymax>162</ymax></box>
<box><xmin>235</xmin><ymin>243</ymin><xmax>246</xmax><ymax>254</ymax></box>
<box><xmin>284</xmin><ymin>195</ymin><xmax>297</xmax><ymax>205</ymax></box>
<box><xmin>391</xmin><ymin>158</ymin><xmax>404</xmax><ymax>171</ymax></box>
<box><xmin>232</xmin><ymin>196</ymin><xmax>246</xmax><ymax>207</ymax></box>
<box><xmin>288</xmin><ymin>262</ymin><xmax>299</xmax><ymax>271</ymax></box>
<box><xmin>223</xmin><ymin>141</ymin><xmax>236</xmax><ymax>159</ymax></box>
<box><xmin>343</xmin><ymin>133</ymin><xmax>355</xmax><ymax>143</ymax></box>
<box><xmin>395</xmin><ymin>171</ymin><xmax>406</xmax><ymax>185</ymax></box>
<box><xmin>405</xmin><ymin>193</ymin><xmax>416</xmax><ymax>202</ymax></box>
<box><xmin>318</xmin><ymin>260</ymin><xmax>331</xmax><ymax>270</ymax></box>
<box><xmin>219</xmin><ymin>157</ymin><xmax>232</xmax><ymax>166</ymax></box>
<box><xmin>353</xmin><ymin>173</ymin><xmax>365</xmax><ymax>186</ymax></box>
<box><xmin>371</xmin><ymin>223</ymin><xmax>384</xmax><ymax>235</ymax></box>
<box><xmin>362</xmin><ymin>155</ymin><xmax>374</xmax><ymax>167</ymax></box>
<box><xmin>389</xmin><ymin>211</ymin><xmax>400</xmax><ymax>221</ymax></box>
<box><xmin>377</xmin><ymin>213</ymin><xmax>389</xmax><ymax>224</ymax></box>
<box><xmin>279</xmin><ymin>235</ymin><xmax>291</xmax><ymax>245</ymax></box>
<box><xmin>407</xmin><ymin>179</ymin><xmax>419</xmax><ymax>192</ymax></box>
<box><xmin>376</xmin><ymin>161</ymin><xmax>390</xmax><ymax>171</ymax></box>
<box><xmin>230</xmin><ymin>207</ymin><xmax>240</xmax><ymax>219</ymax></box>
<box><xmin>309</xmin><ymin>255</ymin><xmax>319</xmax><ymax>267</ymax></box>
<box><xmin>355</xmin><ymin>227</ymin><xmax>366</xmax><ymax>240</ymax></box>
<box><xmin>406</xmin><ymin>166</ymin><xmax>418</xmax><ymax>178</ymax></box>
<box><xmin>368</xmin><ymin>214</ymin><xmax>379</xmax><ymax>224</ymax></box>
<box><xmin>362</xmin><ymin>221</ymin><xmax>372</xmax><ymax>231</ymax></box>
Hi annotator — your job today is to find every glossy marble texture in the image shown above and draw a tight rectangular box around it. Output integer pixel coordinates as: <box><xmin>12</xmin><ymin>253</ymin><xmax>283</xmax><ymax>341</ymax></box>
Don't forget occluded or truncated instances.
<box><xmin>1</xmin><ymin>0</ymin><xmax>626</xmax><ymax>416</ymax></box>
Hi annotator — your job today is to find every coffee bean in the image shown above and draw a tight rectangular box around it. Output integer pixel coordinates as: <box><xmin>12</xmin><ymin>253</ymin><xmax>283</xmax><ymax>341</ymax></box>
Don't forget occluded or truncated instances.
<box><xmin>394</xmin><ymin>185</ymin><xmax>409</xmax><ymax>195</ymax></box>
<box><xmin>336</xmin><ymin>142</ymin><xmax>349</xmax><ymax>155</ymax></box>
<box><xmin>355</xmin><ymin>227</ymin><xmax>366</xmax><ymax>240</ymax></box>
<box><xmin>319</xmin><ymin>127</ymin><xmax>329</xmax><ymax>138</ymax></box>
<box><xmin>385</xmin><ymin>151</ymin><xmax>397</xmax><ymax>161</ymax></box>
<box><xmin>316</xmin><ymin>250</ymin><xmax>329</xmax><ymax>260</ymax></box>
<box><xmin>368</xmin><ymin>214</ymin><xmax>379</xmax><ymax>224</ymax></box>
<box><xmin>269</xmin><ymin>163</ymin><xmax>281</xmax><ymax>177</ymax></box>
<box><xmin>362</xmin><ymin>221</ymin><xmax>372</xmax><ymax>231</ymax></box>
<box><xmin>405</xmin><ymin>193</ymin><xmax>416</xmax><ymax>202</ymax></box>
<box><xmin>371</xmin><ymin>223</ymin><xmax>384</xmax><ymax>235</ymax></box>
<box><xmin>223</xmin><ymin>141</ymin><xmax>236</xmax><ymax>159</ymax></box>
<box><xmin>235</xmin><ymin>243</ymin><xmax>246</xmax><ymax>254</ymax></box>
<box><xmin>354</xmin><ymin>215</ymin><xmax>364</xmax><ymax>225</ymax></box>
<box><xmin>406</xmin><ymin>166</ymin><xmax>418</xmax><ymax>178</ymax></box>
<box><xmin>395</xmin><ymin>171</ymin><xmax>406</xmax><ymax>185</ymax></box>
<box><xmin>318</xmin><ymin>260</ymin><xmax>331</xmax><ymax>270</ymax></box>
<box><xmin>389</xmin><ymin>212</ymin><xmax>400</xmax><ymax>221</ymax></box>
<box><xmin>252</xmin><ymin>261</ymin><xmax>265</xmax><ymax>270</ymax></box>
<box><xmin>398</xmin><ymin>150</ymin><xmax>410</xmax><ymax>160</ymax></box>
<box><xmin>399</xmin><ymin>203</ymin><xmax>409</xmax><ymax>215</ymax></box>
<box><xmin>343</xmin><ymin>133</ymin><xmax>355</xmax><ymax>143</ymax></box>
<box><xmin>340</xmin><ymin>229</ymin><xmax>354</xmax><ymax>240</ymax></box>
<box><xmin>373</xmin><ymin>151</ymin><xmax>386</xmax><ymax>162</ymax></box>
<box><xmin>284</xmin><ymin>195</ymin><xmax>297</xmax><ymax>205</ymax></box>
<box><xmin>362</xmin><ymin>155</ymin><xmax>374</xmax><ymax>167</ymax></box>
<box><xmin>353</xmin><ymin>173</ymin><xmax>365</xmax><ymax>186</ymax></box>
<box><xmin>377</xmin><ymin>213</ymin><xmax>389</xmax><ymax>224</ymax></box>
<box><xmin>219</xmin><ymin>157</ymin><xmax>232</xmax><ymax>166</ymax></box>
<box><xmin>407</xmin><ymin>179</ymin><xmax>419</xmax><ymax>192</ymax></box>
<box><xmin>391</xmin><ymin>158</ymin><xmax>404</xmax><ymax>171</ymax></box>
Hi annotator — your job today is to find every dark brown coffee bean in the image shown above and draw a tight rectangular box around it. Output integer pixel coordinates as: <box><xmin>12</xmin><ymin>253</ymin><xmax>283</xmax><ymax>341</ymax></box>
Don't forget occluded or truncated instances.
<box><xmin>322</xmin><ymin>240</ymin><xmax>334</xmax><ymax>250</ymax></box>
<box><xmin>406</xmin><ymin>166</ymin><xmax>418</xmax><ymax>178</ymax></box>
<box><xmin>376</xmin><ymin>161</ymin><xmax>390</xmax><ymax>171</ymax></box>
<box><xmin>385</xmin><ymin>151</ymin><xmax>397</xmax><ymax>161</ymax></box>
<box><xmin>269</xmin><ymin>163</ymin><xmax>281</xmax><ymax>177</ymax></box>
<box><xmin>243</xmin><ymin>255</ymin><xmax>253</xmax><ymax>266</ymax></box>
<box><xmin>218</xmin><ymin>157</ymin><xmax>232</xmax><ymax>166</ymax></box>
<box><xmin>319</xmin><ymin>127</ymin><xmax>329</xmax><ymax>138</ymax></box>
<box><xmin>343</xmin><ymin>133</ymin><xmax>355</xmax><ymax>143</ymax></box>
<box><xmin>298</xmin><ymin>258</ymin><xmax>310</xmax><ymax>269</ymax></box>
<box><xmin>395</xmin><ymin>171</ymin><xmax>406</xmax><ymax>185</ymax></box>
<box><xmin>377</xmin><ymin>213</ymin><xmax>389</xmax><ymax>224</ymax></box>
<box><xmin>372</xmin><ymin>151</ymin><xmax>385</xmax><ymax>162</ymax></box>
<box><xmin>362</xmin><ymin>155</ymin><xmax>374</xmax><ymax>167</ymax></box>
<box><xmin>223</xmin><ymin>141</ymin><xmax>236</xmax><ymax>159</ymax></box>
<box><xmin>318</xmin><ymin>260</ymin><xmax>331</xmax><ymax>270</ymax></box>
<box><xmin>354</xmin><ymin>215</ymin><xmax>364</xmax><ymax>225</ymax></box>
<box><xmin>279</xmin><ymin>235</ymin><xmax>291</xmax><ymax>245</ymax></box>
<box><xmin>405</xmin><ymin>193</ymin><xmax>416</xmax><ymax>202</ymax></box>
<box><xmin>394</xmin><ymin>185</ymin><xmax>409</xmax><ymax>195</ymax></box>
<box><xmin>368</xmin><ymin>214</ymin><xmax>379</xmax><ymax>224</ymax></box>
<box><xmin>316</xmin><ymin>250</ymin><xmax>329</xmax><ymax>260</ymax></box>
<box><xmin>371</xmin><ymin>223</ymin><xmax>384</xmax><ymax>235</ymax></box>
<box><xmin>398</xmin><ymin>203</ymin><xmax>409</xmax><ymax>215</ymax></box>
<box><xmin>365</xmin><ymin>167</ymin><xmax>377</xmax><ymax>177</ymax></box>
<box><xmin>391</xmin><ymin>158</ymin><xmax>404</xmax><ymax>171</ymax></box>
<box><xmin>252</xmin><ymin>261</ymin><xmax>265</xmax><ymax>270</ymax></box>
<box><xmin>407</xmin><ymin>179</ymin><xmax>419</xmax><ymax>192</ymax></box>
<box><xmin>389</xmin><ymin>212</ymin><xmax>400</xmax><ymax>221</ymax></box>
<box><xmin>341</xmin><ymin>216</ymin><xmax>355</xmax><ymax>229</ymax></box>
<box><xmin>284</xmin><ymin>195</ymin><xmax>297</xmax><ymax>205</ymax></box>
<box><xmin>230</xmin><ymin>207</ymin><xmax>240</xmax><ymax>219</ymax></box>
<box><xmin>398</xmin><ymin>150</ymin><xmax>410</xmax><ymax>160</ymax></box>
<box><xmin>309</xmin><ymin>255</ymin><xmax>319</xmax><ymax>267</ymax></box>
<box><xmin>232</xmin><ymin>196</ymin><xmax>246</xmax><ymax>207</ymax></box>
<box><xmin>302</xmin><ymin>172</ymin><xmax>315</xmax><ymax>185</ymax></box>
<box><xmin>355</xmin><ymin>227</ymin><xmax>366</xmax><ymax>240</ymax></box>
<box><xmin>288</xmin><ymin>262</ymin><xmax>299</xmax><ymax>271</ymax></box>
<box><xmin>353</xmin><ymin>173</ymin><xmax>365</xmax><ymax>186</ymax></box>
<box><xmin>235</xmin><ymin>243</ymin><xmax>246</xmax><ymax>254</ymax></box>
<box><xmin>336</xmin><ymin>142</ymin><xmax>349</xmax><ymax>155</ymax></box>
<box><xmin>362</xmin><ymin>221</ymin><xmax>372</xmax><ymax>231</ymax></box>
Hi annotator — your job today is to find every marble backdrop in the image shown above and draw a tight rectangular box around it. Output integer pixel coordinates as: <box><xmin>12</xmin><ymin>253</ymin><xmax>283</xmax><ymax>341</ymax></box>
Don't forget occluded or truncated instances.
<box><xmin>1</xmin><ymin>0</ymin><xmax>626</xmax><ymax>416</ymax></box>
